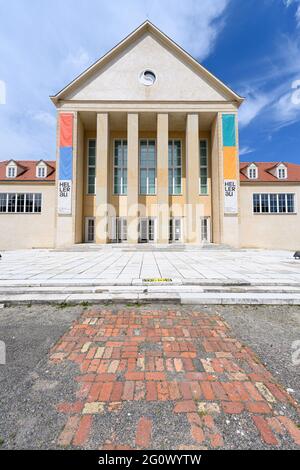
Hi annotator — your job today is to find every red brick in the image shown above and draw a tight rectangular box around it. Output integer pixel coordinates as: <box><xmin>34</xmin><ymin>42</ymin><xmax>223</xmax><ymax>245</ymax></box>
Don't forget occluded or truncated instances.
<box><xmin>246</xmin><ymin>401</ymin><xmax>272</xmax><ymax>414</ymax></box>
<box><xmin>88</xmin><ymin>383</ymin><xmax>103</xmax><ymax>402</ymax></box>
<box><xmin>135</xmin><ymin>417</ymin><xmax>152</xmax><ymax>449</ymax></box>
<box><xmin>211</xmin><ymin>382</ymin><xmax>228</xmax><ymax>401</ymax></box>
<box><xmin>122</xmin><ymin>381</ymin><xmax>135</xmax><ymax>401</ymax></box>
<box><xmin>200</xmin><ymin>382</ymin><xmax>214</xmax><ymax>400</ymax></box>
<box><xmin>244</xmin><ymin>382</ymin><xmax>264</xmax><ymax>401</ymax></box>
<box><xmin>222</xmin><ymin>402</ymin><xmax>244</xmax><ymax>414</ymax></box>
<box><xmin>73</xmin><ymin>415</ymin><xmax>93</xmax><ymax>446</ymax></box>
<box><xmin>146</xmin><ymin>382</ymin><xmax>157</xmax><ymax>401</ymax></box>
<box><xmin>99</xmin><ymin>382</ymin><xmax>113</xmax><ymax>401</ymax></box>
<box><xmin>210</xmin><ymin>433</ymin><xmax>224</xmax><ymax>448</ymax></box>
<box><xmin>95</xmin><ymin>373</ymin><xmax>116</xmax><ymax>382</ymax></box>
<box><xmin>222</xmin><ymin>383</ymin><xmax>241</xmax><ymax>401</ymax></box>
<box><xmin>110</xmin><ymin>383</ymin><xmax>124</xmax><ymax>402</ymax></box>
<box><xmin>179</xmin><ymin>382</ymin><xmax>193</xmax><ymax>400</ymax></box>
<box><xmin>169</xmin><ymin>382</ymin><xmax>181</xmax><ymax>400</ymax></box>
<box><xmin>191</xmin><ymin>425</ymin><xmax>205</xmax><ymax>444</ymax></box>
<box><xmin>125</xmin><ymin>372</ymin><xmax>145</xmax><ymax>381</ymax></box>
<box><xmin>279</xmin><ymin>416</ymin><xmax>300</xmax><ymax>445</ymax></box>
<box><xmin>58</xmin><ymin>416</ymin><xmax>81</xmax><ymax>447</ymax></box>
<box><xmin>157</xmin><ymin>381</ymin><xmax>169</xmax><ymax>401</ymax></box>
<box><xmin>252</xmin><ymin>416</ymin><xmax>278</xmax><ymax>446</ymax></box>
<box><xmin>174</xmin><ymin>400</ymin><xmax>197</xmax><ymax>413</ymax></box>
<box><xmin>134</xmin><ymin>381</ymin><xmax>146</xmax><ymax>401</ymax></box>
<box><xmin>145</xmin><ymin>372</ymin><xmax>165</xmax><ymax>381</ymax></box>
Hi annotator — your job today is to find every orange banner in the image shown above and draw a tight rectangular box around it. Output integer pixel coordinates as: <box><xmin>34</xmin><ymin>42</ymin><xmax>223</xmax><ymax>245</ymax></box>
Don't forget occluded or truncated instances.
<box><xmin>223</xmin><ymin>146</ymin><xmax>237</xmax><ymax>180</ymax></box>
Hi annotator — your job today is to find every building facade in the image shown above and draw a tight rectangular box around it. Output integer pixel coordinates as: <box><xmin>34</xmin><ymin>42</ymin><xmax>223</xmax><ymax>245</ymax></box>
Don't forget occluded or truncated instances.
<box><xmin>0</xmin><ymin>22</ymin><xmax>299</xmax><ymax>251</ymax></box>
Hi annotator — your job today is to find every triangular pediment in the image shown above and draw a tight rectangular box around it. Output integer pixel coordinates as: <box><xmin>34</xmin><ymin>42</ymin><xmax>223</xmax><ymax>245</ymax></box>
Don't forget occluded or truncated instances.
<box><xmin>52</xmin><ymin>22</ymin><xmax>243</xmax><ymax>105</ymax></box>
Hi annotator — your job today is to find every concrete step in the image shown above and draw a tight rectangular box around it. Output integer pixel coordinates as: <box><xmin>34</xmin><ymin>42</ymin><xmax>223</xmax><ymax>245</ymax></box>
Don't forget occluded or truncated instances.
<box><xmin>1</xmin><ymin>291</ymin><xmax>300</xmax><ymax>306</ymax></box>
<box><xmin>53</xmin><ymin>243</ymin><xmax>232</xmax><ymax>252</ymax></box>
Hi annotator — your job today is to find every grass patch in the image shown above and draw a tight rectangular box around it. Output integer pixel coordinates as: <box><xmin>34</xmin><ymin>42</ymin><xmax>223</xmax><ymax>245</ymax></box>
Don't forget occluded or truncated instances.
<box><xmin>57</xmin><ymin>302</ymin><xmax>69</xmax><ymax>310</ymax></box>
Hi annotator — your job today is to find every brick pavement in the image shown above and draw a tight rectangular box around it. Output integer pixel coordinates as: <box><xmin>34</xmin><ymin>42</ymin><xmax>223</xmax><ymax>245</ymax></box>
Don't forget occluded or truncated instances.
<box><xmin>50</xmin><ymin>307</ymin><xmax>300</xmax><ymax>449</ymax></box>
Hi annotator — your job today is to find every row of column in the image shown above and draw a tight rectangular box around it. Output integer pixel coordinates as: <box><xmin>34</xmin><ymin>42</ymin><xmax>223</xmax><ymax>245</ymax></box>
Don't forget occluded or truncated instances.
<box><xmin>95</xmin><ymin>112</ymin><xmax>201</xmax><ymax>244</ymax></box>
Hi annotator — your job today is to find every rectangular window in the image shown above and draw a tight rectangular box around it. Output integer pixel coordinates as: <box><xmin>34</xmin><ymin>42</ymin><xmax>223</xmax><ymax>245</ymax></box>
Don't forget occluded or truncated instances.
<box><xmin>8</xmin><ymin>167</ymin><xmax>16</xmax><ymax>178</ymax></box>
<box><xmin>0</xmin><ymin>193</ymin><xmax>42</xmax><ymax>214</ymax></box>
<box><xmin>0</xmin><ymin>193</ymin><xmax>7</xmax><ymax>213</ymax></box>
<box><xmin>87</xmin><ymin>139</ymin><xmax>96</xmax><ymax>195</ymax></box>
<box><xmin>168</xmin><ymin>140</ymin><xmax>182</xmax><ymax>195</ymax></box>
<box><xmin>199</xmin><ymin>140</ymin><xmax>208</xmax><ymax>195</ymax></box>
<box><xmin>16</xmin><ymin>194</ymin><xmax>25</xmax><ymax>213</ymax></box>
<box><xmin>139</xmin><ymin>140</ymin><xmax>156</xmax><ymax>195</ymax></box>
<box><xmin>37</xmin><ymin>167</ymin><xmax>46</xmax><ymax>178</ymax></box>
<box><xmin>253</xmin><ymin>193</ymin><xmax>295</xmax><ymax>214</ymax></box>
<box><xmin>7</xmin><ymin>193</ymin><xmax>16</xmax><ymax>212</ymax></box>
<box><xmin>114</xmin><ymin>140</ymin><xmax>127</xmax><ymax>195</ymax></box>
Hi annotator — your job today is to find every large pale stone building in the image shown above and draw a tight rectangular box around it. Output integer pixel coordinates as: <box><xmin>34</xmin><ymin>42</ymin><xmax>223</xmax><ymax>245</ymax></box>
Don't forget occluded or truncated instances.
<box><xmin>0</xmin><ymin>22</ymin><xmax>299</xmax><ymax>251</ymax></box>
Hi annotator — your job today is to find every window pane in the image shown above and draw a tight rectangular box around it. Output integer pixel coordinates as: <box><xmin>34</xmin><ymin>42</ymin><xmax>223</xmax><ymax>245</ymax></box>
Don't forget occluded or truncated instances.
<box><xmin>287</xmin><ymin>194</ymin><xmax>295</xmax><ymax>213</ymax></box>
<box><xmin>17</xmin><ymin>194</ymin><xmax>25</xmax><ymax>213</ymax></box>
<box><xmin>261</xmin><ymin>194</ymin><xmax>269</xmax><ymax>213</ymax></box>
<box><xmin>34</xmin><ymin>194</ymin><xmax>42</xmax><ymax>213</ymax></box>
<box><xmin>199</xmin><ymin>140</ymin><xmax>208</xmax><ymax>195</ymax></box>
<box><xmin>7</xmin><ymin>194</ymin><xmax>16</xmax><ymax>212</ymax></box>
<box><xmin>140</xmin><ymin>169</ymin><xmax>147</xmax><ymax>194</ymax></box>
<box><xmin>0</xmin><ymin>193</ymin><xmax>7</xmax><ymax>212</ymax></box>
<box><xmin>25</xmin><ymin>194</ymin><xmax>34</xmax><ymax>213</ymax></box>
<box><xmin>253</xmin><ymin>194</ymin><xmax>260</xmax><ymax>213</ymax></box>
<box><xmin>270</xmin><ymin>194</ymin><xmax>277</xmax><ymax>213</ymax></box>
<box><xmin>87</xmin><ymin>139</ymin><xmax>96</xmax><ymax>195</ymax></box>
<box><xmin>278</xmin><ymin>194</ymin><xmax>286</xmax><ymax>213</ymax></box>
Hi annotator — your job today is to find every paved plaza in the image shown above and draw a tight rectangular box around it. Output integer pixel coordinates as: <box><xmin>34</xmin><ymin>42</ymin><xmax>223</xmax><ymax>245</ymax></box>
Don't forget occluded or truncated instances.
<box><xmin>0</xmin><ymin>248</ymin><xmax>300</xmax><ymax>284</ymax></box>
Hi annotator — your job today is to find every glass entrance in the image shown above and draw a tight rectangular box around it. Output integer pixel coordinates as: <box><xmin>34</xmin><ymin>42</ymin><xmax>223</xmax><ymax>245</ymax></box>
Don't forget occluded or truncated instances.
<box><xmin>138</xmin><ymin>217</ymin><xmax>156</xmax><ymax>243</ymax></box>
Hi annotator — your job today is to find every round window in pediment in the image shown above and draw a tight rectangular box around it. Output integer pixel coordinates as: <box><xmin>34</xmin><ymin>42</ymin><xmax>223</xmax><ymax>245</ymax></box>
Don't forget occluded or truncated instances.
<box><xmin>139</xmin><ymin>70</ymin><xmax>156</xmax><ymax>86</ymax></box>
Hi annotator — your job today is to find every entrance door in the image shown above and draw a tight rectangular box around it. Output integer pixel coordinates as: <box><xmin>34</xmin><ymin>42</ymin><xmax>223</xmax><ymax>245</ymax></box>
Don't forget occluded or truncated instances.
<box><xmin>169</xmin><ymin>218</ymin><xmax>182</xmax><ymax>242</ymax></box>
<box><xmin>110</xmin><ymin>217</ymin><xmax>127</xmax><ymax>243</ymax></box>
<box><xmin>200</xmin><ymin>217</ymin><xmax>211</xmax><ymax>243</ymax></box>
<box><xmin>138</xmin><ymin>217</ymin><xmax>156</xmax><ymax>243</ymax></box>
<box><xmin>85</xmin><ymin>217</ymin><xmax>95</xmax><ymax>243</ymax></box>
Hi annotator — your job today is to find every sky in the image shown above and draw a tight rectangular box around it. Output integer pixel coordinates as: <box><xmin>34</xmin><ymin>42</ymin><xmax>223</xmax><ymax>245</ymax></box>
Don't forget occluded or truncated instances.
<box><xmin>0</xmin><ymin>0</ymin><xmax>299</xmax><ymax>164</ymax></box>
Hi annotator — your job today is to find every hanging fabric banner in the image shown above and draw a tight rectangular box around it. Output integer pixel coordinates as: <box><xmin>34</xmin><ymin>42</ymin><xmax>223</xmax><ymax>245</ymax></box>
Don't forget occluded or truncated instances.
<box><xmin>58</xmin><ymin>113</ymin><xmax>73</xmax><ymax>215</ymax></box>
<box><xmin>222</xmin><ymin>114</ymin><xmax>238</xmax><ymax>214</ymax></box>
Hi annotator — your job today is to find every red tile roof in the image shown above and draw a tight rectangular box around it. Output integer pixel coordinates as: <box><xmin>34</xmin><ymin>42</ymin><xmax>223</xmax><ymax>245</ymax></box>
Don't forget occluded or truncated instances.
<box><xmin>240</xmin><ymin>162</ymin><xmax>300</xmax><ymax>183</ymax></box>
<box><xmin>0</xmin><ymin>160</ymin><xmax>56</xmax><ymax>182</ymax></box>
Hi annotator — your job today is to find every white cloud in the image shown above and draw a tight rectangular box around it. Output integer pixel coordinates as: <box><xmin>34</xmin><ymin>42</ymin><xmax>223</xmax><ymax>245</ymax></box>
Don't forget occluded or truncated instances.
<box><xmin>64</xmin><ymin>47</ymin><xmax>90</xmax><ymax>70</ymax></box>
<box><xmin>239</xmin><ymin>93</ymin><xmax>270</xmax><ymax>127</ymax></box>
<box><xmin>239</xmin><ymin>146</ymin><xmax>255</xmax><ymax>156</ymax></box>
<box><xmin>283</xmin><ymin>0</ymin><xmax>300</xmax><ymax>26</ymax></box>
<box><xmin>31</xmin><ymin>111</ymin><xmax>56</xmax><ymax>127</ymax></box>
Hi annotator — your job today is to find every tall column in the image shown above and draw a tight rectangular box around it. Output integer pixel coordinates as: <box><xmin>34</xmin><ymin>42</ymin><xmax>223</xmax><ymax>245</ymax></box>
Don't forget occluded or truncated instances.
<box><xmin>157</xmin><ymin>113</ymin><xmax>169</xmax><ymax>244</ymax></box>
<box><xmin>211</xmin><ymin>113</ymin><xmax>224</xmax><ymax>244</ymax></box>
<box><xmin>185</xmin><ymin>114</ymin><xmax>199</xmax><ymax>243</ymax></box>
<box><xmin>95</xmin><ymin>113</ymin><xmax>109</xmax><ymax>244</ymax></box>
<box><xmin>127</xmin><ymin>113</ymin><xmax>139</xmax><ymax>244</ymax></box>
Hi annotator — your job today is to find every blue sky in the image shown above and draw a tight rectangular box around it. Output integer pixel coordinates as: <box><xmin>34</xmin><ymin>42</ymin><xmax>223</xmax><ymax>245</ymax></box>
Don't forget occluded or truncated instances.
<box><xmin>0</xmin><ymin>0</ymin><xmax>299</xmax><ymax>164</ymax></box>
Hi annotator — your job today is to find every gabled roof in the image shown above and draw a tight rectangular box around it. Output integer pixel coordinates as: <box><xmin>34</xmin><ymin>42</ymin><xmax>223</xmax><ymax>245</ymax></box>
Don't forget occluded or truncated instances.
<box><xmin>51</xmin><ymin>20</ymin><xmax>244</xmax><ymax>105</ymax></box>
<box><xmin>0</xmin><ymin>160</ymin><xmax>56</xmax><ymax>182</ymax></box>
<box><xmin>240</xmin><ymin>162</ymin><xmax>300</xmax><ymax>183</ymax></box>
